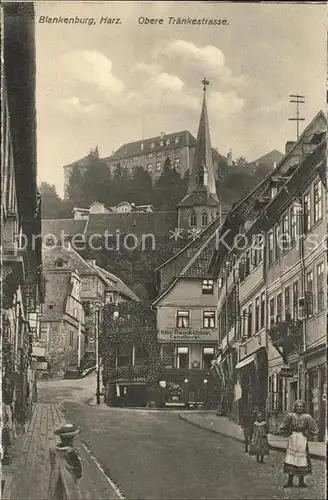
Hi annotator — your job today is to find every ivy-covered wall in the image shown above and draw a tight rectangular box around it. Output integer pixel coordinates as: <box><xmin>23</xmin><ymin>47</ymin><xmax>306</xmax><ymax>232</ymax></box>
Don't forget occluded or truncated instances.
<box><xmin>100</xmin><ymin>302</ymin><xmax>164</xmax><ymax>402</ymax></box>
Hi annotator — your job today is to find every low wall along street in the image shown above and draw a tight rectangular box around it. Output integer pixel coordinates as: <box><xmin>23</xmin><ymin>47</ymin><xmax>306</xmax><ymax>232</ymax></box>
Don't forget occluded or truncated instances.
<box><xmin>158</xmin><ymin>328</ymin><xmax>218</xmax><ymax>342</ymax></box>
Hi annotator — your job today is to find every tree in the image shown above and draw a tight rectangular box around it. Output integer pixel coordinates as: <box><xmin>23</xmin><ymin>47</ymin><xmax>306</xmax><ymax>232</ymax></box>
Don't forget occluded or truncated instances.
<box><xmin>66</xmin><ymin>168</ymin><xmax>88</xmax><ymax>208</ymax></box>
<box><xmin>109</xmin><ymin>163</ymin><xmax>131</xmax><ymax>205</ymax></box>
<box><xmin>82</xmin><ymin>159</ymin><xmax>112</xmax><ymax>206</ymax></box>
<box><xmin>127</xmin><ymin>166</ymin><xmax>154</xmax><ymax>206</ymax></box>
<box><xmin>154</xmin><ymin>157</ymin><xmax>186</xmax><ymax>211</ymax></box>
<box><xmin>39</xmin><ymin>182</ymin><xmax>63</xmax><ymax>219</ymax></box>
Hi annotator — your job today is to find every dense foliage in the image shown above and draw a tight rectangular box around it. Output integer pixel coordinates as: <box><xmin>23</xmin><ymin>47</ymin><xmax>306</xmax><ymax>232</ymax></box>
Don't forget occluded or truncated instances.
<box><xmin>100</xmin><ymin>302</ymin><xmax>163</xmax><ymax>386</ymax></box>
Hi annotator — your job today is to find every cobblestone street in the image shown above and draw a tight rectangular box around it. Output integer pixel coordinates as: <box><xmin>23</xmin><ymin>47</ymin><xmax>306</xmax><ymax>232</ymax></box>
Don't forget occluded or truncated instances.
<box><xmin>65</xmin><ymin>401</ymin><xmax>326</xmax><ymax>500</ymax></box>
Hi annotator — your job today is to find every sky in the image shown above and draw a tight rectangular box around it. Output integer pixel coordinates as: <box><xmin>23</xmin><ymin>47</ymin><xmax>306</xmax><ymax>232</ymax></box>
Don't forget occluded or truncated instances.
<box><xmin>35</xmin><ymin>1</ymin><xmax>326</xmax><ymax>197</ymax></box>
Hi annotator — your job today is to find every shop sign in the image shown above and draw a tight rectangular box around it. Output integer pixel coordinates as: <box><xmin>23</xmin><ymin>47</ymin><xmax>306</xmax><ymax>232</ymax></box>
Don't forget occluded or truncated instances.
<box><xmin>158</xmin><ymin>328</ymin><xmax>217</xmax><ymax>341</ymax></box>
<box><xmin>280</xmin><ymin>367</ymin><xmax>294</xmax><ymax>377</ymax></box>
<box><xmin>116</xmin><ymin>377</ymin><xmax>146</xmax><ymax>383</ymax></box>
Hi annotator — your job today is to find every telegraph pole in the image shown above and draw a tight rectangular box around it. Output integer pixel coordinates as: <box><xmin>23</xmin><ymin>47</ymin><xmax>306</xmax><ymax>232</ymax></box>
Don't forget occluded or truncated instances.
<box><xmin>289</xmin><ymin>94</ymin><xmax>305</xmax><ymax>139</ymax></box>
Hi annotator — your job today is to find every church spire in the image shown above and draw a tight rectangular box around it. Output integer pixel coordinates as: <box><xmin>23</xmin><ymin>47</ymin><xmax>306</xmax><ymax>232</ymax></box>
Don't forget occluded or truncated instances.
<box><xmin>187</xmin><ymin>78</ymin><xmax>218</xmax><ymax>198</ymax></box>
<box><xmin>176</xmin><ymin>79</ymin><xmax>220</xmax><ymax>230</ymax></box>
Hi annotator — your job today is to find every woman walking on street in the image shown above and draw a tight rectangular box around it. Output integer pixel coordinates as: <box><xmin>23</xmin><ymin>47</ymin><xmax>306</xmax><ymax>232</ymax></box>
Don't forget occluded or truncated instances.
<box><xmin>249</xmin><ymin>410</ymin><xmax>269</xmax><ymax>463</ymax></box>
<box><xmin>279</xmin><ymin>399</ymin><xmax>318</xmax><ymax>488</ymax></box>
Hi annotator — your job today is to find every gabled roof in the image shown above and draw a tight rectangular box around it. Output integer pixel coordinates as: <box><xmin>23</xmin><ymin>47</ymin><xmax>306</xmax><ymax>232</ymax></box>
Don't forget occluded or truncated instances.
<box><xmin>84</xmin><ymin>211</ymin><xmax>176</xmax><ymax>240</ymax></box>
<box><xmin>42</xmin><ymin>219</ymin><xmax>88</xmax><ymax>241</ymax></box>
<box><xmin>177</xmin><ymin>188</ymin><xmax>220</xmax><ymax>208</ymax></box>
<box><xmin>104</xmin><ymin>131</ymin><xmax>196</xmax><ymax>161</ymax></box>
<box><xmin>94</xmin><ymin>266</ymin><xmax>140</xmax><ymax>302</ymax></box>
<box><xmin>63</xmin><ymin>152</ymin><xmax>104</xmax><ymax>170</ymax></box>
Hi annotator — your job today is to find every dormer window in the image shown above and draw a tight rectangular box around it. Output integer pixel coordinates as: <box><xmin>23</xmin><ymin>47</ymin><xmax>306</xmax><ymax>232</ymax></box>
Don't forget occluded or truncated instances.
<box><xmin>55</xmin><ymin>258</ymin><xmax>65</xmax><ymax>268</ymax></box>
<box><xmin>270</xmin><ymin>184</ymin><xmax>278</xmax><ymax>199</ymax></box>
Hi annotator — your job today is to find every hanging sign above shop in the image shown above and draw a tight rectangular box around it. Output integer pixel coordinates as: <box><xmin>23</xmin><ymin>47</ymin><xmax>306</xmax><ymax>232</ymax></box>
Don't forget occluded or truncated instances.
<box><xmin>280</xmin><ymin>367</ymin><xmax>294</xmax><ymax>377</ymax></box>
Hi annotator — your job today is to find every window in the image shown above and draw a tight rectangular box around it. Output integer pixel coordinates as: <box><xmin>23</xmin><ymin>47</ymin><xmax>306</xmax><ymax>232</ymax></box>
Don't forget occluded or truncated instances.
<box><xmin>306</xmin><ymin>270</ymin><xmax>314</xmax><ymax>315</ymax></box>
<box><xmin>175</xmin><ymin>136</ymin><xmax>180</xmax><ymax>144</ymax></box>
<box><xmin>268</xmin><ymin>374</ymin><xmax>286</xmax><ymax>412</ymax></box>
<box><xmin>247</xmin><ymin>304</ymin><xmax>253</xmax><ymax>338</ymax></box>
<box><xmin>203</xmin><ymin>311</ymin><xmax>216</xmax><ymax>328</ymax></box>
<box><xmin>174</xmin><ymin>157</ymin><xmax>180</xmax><ymax>166</ymax></box>
<box><xmin>147</xmin><ymin>164</ymin><xmax>152</xmax><ymax>172</ymax></box>
<box><xmin>201</xmin><ymin>211</ymin><xmax>208</xmax><ymax>226</ymax></box>
<box><xmin>156</xmin><ymin>151</ymin><xmax>162</xmax><ymax>157</ymax></box>
<box><xmin>274</xmin><ymin>225</ymin><xmax>280</xmax><ymax>261</ymax></box>
<box><xmin>162</xmin><ymin>344</ymin><xmax>175</xmax><ymax>369</ymax></box>
<box><xmin>160</xmin><ymin>140</ymin><xmax>164</xmax><ymax>147</ymax></box>
<box><xmin>132</xmin><ymin>156</ymin><xmax>138</xmax><ymax>161</ymax></box>
<box><xmin>252</xmin><ymin>234</ymin><xmax>263</xmax><ymax>268</ymax></box>
<box><xmin>55</xmin><ymin>259</ymin><xmax>65</xmax><ymax>268</ymax></box>
<box><xmin>314</xmin><ymin>180</ymin><xmax>322</xmax><ymax>223</ymax></box>
<box><xmin>177</xmin><ymin>347</ymin><xmax>189</xmax><ymax>369</ymax></box>
<box><xmin>292</xmin><ymin>281</ymin><xmax>299</xmax><ymax>319</ymax></box>
<box><xmin>202</xmin><ymin>279</ymin><xmax>214</xmax><ymax>294</ymax></box>
<box><xmin>148</xmin><ymin>153</ymin><xmax>153</xmax><ymax>159</ymax></box>
<box><xmin>156</xmin><ymin>161</ymin><xmax>161</xmax><ymax>171</ymax></box>
<box><xmin>165</xmin><ymin>139</ymin><xmax>170</xmax><ymax>146</ymax></box>
<box><xmin>69</xmin><ymin>331</ymin><xmax>74</xmax><ymax>347</ymax></box>
<box><xmin>282</xmin><ymin>213</ymin><xmax>290</xmax><ymax>251</ymax></box>
<box><xmin>202</xmin><ymin>347</ymin><xmax>214</xmax><ymax>369</ymax></box>
<box><xmin>260</xmin><ymin>292</ymin><xmax>265</xmax><ymax>329</ymax></box>
<box><xmin>245</xmin><ymin>250</ymin><xmax>251</xmax><ymax>277</ymax></box>
<box><xmin>150</xmin><ymin>142</ymin><xmax>155</xmax><ymax>149</ymax></box>
<box><xmin>189</xmin><ymin>210</ymin><xmax>197</xmax><ymax>227</ymax></box>
<box><xmin>176</xmin><ymin>310</ymin><xmax>190</xmax><ymax>328</ymax></box>
<box><xmin>269</xmin><ymin>298</ymin><xmax>275</xmax><ymax>327</ymax></box>
<box><xmin>82</xmin><ymin>276</ymin><xmax>93</xmax><ymax>291</ymax></box>
<box><xmin>290</xmin><ymin>207</ymin><xmax>297</xmax><ymax>244</ymax></box>
<box><xmin>303</xmin><ymin>192</ymin><xmax>311</xmax><ymax>233</ymax></box>
<box><xmin>284</xmin><ymin>287</ymin><xmax>291</xmax><ymax>320</ymax></box>
<box><xmin>268</xmin><ymin>231</ymin><xmax>274</xmax><ymax>265</ymax></box>
<box><xmin>83</xmin><ymin>301</ymin><xmax>91</xmax><ymax>317</ymax></box>
<box><xmin>116</xmin><ymin>344</ymin><xmax>133</xmax><ymax>367</ymax></box>
<box><xmin>255</xmin><ymin>297</ymin><xmax>260</xmax><ymax>332</ymax></box>
<box><xmin>276</xmin><ymin>293</ymin><xmax>282</xmax><ymax>322</ymax></box>
<box><xmin>134</xmin><ymin>345</ymin><xmax>147</xmax><ymax>366</ymax></box>
<box><xmin>241</xmin><ymin>308</ymin><xmax>247</xmax><ymax>337</ymax></box>
<box><xmin>317</xmin><ymin>262</ymin><xmax>324</xmax><ymax>312</ymax></box>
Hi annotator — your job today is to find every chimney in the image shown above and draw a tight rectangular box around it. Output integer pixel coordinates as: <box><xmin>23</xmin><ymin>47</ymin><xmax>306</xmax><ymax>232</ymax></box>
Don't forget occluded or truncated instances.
<box><xmin>227</xmin><ymin>149</ymin><xmax>233</xmax><ymax>167</ymax></box>
<box><xmin>285</xmin><ymin>141</ymin><xmax>295</xmax><ymax>155</ymax></box>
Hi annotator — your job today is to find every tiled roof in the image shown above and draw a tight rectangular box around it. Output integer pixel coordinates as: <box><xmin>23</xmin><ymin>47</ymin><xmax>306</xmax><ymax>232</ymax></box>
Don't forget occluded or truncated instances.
<box><xmin>180</xmin><ymin>232</ymin><xmax>217</xmax><ymax>278</ymax></box>
<box><xmin>94</xmin><ymin>266</ymin><xmax>140</xmax><ymax>302</ymax></box>
<box><xmin>85</xmin><ymin>212</ymin><xmax>176</xmax><ymax>240</ymax></box>
<box><xmin>103</xmin><ymin>131</ymin><xmax>196</xmax><ymax>161</ymax></box>
<box><xmin>42</xmin><ymin>219</ymin><xmax>88</xmax><ymax>241</ymax></box>
<box><xmin>63</xmin><ymin>153</ymin><xmax>106</xmax><ymax>170</ymax></box>
<box><xmin>177</xmin><ymin>187</ymin><xmax>220</xmax><ymax>207</ymax></box>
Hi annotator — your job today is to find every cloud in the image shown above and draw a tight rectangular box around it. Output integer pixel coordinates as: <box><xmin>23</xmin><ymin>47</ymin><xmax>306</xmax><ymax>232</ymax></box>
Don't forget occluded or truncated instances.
<box><xmin>161</xmin><ymin>40</ymin><xmax>226</xmax><ymax>73</ymax></box>
<box><xmin>209</xmin><ymin>91</ymin><xmax>245</xmax><ymax>115</ymax></box>
<box><xmin>59</xmin><ymin>50</ymin><xmax>125</xmax><ymax>94</ymax></box>
<box><xmin>58</xmin><ymin>95</ymin><xmax>101</xmax><ymax>117</ymax></box>
<box><xmin>151</xmin><ymin>72</ymin><xmax>184</xmax><ymax>93</ymax></box>
<box><xmin>157</xmin><ymin>40</ymin><xmax>250</xmax><ymax>89</ymax></box>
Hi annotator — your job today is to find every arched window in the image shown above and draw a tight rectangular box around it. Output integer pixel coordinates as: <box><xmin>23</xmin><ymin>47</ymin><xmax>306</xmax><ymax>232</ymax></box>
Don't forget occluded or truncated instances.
<box><xmin>189</xmin><ymin>210</ymin><xmax>197</xmax><ymax>227</ymax></box>
<box><xmin>202</xmin><ymin>211</ymin><xmax>208</xmax><ymax>226</ymax></box>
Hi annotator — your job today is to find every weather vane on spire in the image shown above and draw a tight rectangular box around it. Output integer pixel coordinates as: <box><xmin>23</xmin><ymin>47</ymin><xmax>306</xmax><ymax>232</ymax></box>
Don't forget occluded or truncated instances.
<box><xmin>202</xmin><ymin>77</ymin><xmax>210</xmax><ymax>92</ymax></box>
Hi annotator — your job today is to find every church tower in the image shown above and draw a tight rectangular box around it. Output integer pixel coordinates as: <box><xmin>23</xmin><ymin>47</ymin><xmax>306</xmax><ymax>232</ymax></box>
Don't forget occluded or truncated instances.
<box><xmin>177</xmin><ymin>78</ymin><xmax>221</xmax><ymax>231</ymax></box>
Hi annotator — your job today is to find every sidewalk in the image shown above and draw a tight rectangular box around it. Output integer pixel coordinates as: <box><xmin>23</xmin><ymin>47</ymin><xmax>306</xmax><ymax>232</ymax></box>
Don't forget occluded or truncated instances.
<box><xmin>179</xmin><ymin>412</ymin><xmax>326</xmax><ymax>461</ymax></box>
<box><xmin>1</xmin><ymin>403</ymin><xmax>122</xmax><ymax>500</ymax></box>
